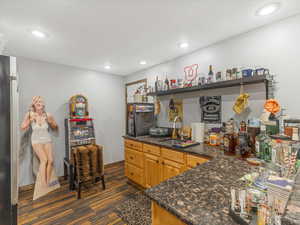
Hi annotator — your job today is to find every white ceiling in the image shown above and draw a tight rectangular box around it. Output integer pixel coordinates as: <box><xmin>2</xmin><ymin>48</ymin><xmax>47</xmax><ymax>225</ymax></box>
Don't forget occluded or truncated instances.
<box><xmin>1</xmin><ymin>0</ymin><xmax>300</xmax><ymax>76</ymax></box>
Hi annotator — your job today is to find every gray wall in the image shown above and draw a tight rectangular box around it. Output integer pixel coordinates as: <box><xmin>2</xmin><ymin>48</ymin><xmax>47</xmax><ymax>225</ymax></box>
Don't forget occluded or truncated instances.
<box><xmin>18</xmin><ymin>58</ymin><xmax>125</xmax><ymax>186</ymax></box>
<box><xmin>125</xmin><ymin>15</ymin><xmax>300</xmax><ymax>127</ymax></box>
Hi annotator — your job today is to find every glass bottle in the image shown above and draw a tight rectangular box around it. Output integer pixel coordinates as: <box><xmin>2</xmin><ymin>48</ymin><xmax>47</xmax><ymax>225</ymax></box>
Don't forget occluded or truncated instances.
<box><xmin>237</xmin><ymin>121</ymin><xmax>249</xmax><ymax>157</ymax></box>
<box><xmin>255</xmin><ymin>124</ymin><xmax>267</xmax><ymax>159</ymax></box>
<box><xmin>207</xmin><ymin>65</ymin><xmax>214</xmax><ymax>83</ymax></box>
<box><xmin>224</xmin><ymin>133</ymin><xmax>236</xmax><ymax>154</ymax></box>
<box><xmin>255</xmin><ymin>124</ymin><xmax>272</xmax><ymax>161</ymax></box>
<box><xmin>155</xmin><ymin>76</ymin><xmax>159</xmax><ymax>92</ymax></box>
<box><xmin>262</xmin><ymin>138</ymin><xmax>272</xmax><ymax>162</ymax></box>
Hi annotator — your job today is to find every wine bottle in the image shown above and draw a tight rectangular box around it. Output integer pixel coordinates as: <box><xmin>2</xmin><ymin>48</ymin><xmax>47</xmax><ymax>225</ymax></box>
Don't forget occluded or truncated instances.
<box><xmin>207</xmin><ymin>65</ymin><xmax>214</xmax><ymax>83</ymax></box>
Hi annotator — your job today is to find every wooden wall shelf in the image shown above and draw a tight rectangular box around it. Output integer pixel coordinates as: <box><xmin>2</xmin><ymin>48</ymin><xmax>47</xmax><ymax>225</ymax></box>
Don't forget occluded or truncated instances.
<box><xmin>148</xmin><ymin>75</ymin><xmax>269</xmax><ymax>98</ymax></box>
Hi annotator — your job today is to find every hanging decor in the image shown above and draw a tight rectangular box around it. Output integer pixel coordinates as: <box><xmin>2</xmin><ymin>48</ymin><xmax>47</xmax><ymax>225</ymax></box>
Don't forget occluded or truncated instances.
<box><xmin>168</xmin><ymin>98</ymin><xmax>183</xmax><ymax>122</ymax></box>
<box><xmin>199</xmin><ymin>96</ymin><xmax>222</xmax><ymax>123</ymax></box>
<box><xmin>233</xmin><ymin>81</ymin><xmax>250</xmax><ymax>114</ymax></box>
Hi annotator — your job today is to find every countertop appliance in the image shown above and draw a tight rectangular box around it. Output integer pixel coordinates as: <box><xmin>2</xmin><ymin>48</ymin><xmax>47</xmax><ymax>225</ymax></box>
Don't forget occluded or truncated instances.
<box><xmin>127</xmin><ymin>103</ymin><xmax>155</xmax><ymax>137</ymax></box>
<box><xmin>149</xmin><ymin>127</ymin><xmax>172</xmax><ymax>137</ymax></box>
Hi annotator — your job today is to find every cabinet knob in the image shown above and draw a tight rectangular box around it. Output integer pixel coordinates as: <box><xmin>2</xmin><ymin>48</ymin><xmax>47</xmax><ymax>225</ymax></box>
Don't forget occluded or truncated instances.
<box><xmin>162</xmin><ymin>161</ymin><xmax>165</xmax><ymax>165</ymax></box>
<box><xmin>130</xmin><ymin>156</ymin><xmax>133</xmax><ymax>160</ymax></box>
<box><xmin>156</xmin><ymin>160</ymin><xmax>159</xmax><ymax>163</ymax></box>
<box><xmin>130</xmin><ymin>172</ymin><xmax>134</xmax><ymax>176</ymax></box>
<box><xmin>196</xmin><ymin>163</ymin><xmax>200</xmax><ymax>166</ymax></box>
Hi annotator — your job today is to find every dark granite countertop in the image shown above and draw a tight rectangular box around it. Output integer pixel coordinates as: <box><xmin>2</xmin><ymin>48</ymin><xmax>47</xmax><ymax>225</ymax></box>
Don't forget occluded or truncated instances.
<box><xmin>123</xmin><ymin>135</ymin><xmax>222</xmax><ymax>159</ymax></box>
<box><xmin>123</xmin><ymin>135</ymin><xmax>300</xmax><ymax>225</ymax></box>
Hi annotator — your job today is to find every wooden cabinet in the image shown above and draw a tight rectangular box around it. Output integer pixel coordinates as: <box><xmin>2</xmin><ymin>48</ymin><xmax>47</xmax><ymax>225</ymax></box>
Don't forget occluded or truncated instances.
<box><xmin>152</xmin><ymin>201</ymin><xmax>186</xmax><ymax>225</ymax></box>
<box><xmin>124</xmin><ymin>139</ymin><xmax>144</xmax><ymax>186</ymax></box>
<box><xmin>125</xmin><ymin>163</ymin><xmax>143</xmax><ymax>186</ymax></box>
<box><xmin>161</xmin><ymin>148</ymin><xmax>185</xmax><ymax>182</ymax></box>
<box><xmin>144</xmin><ymin>153</ymin><xmax>161</xmax><ymax>188</ymax></box>
<box><xmin>161</xmin><ymin>147</ymin><xmax>185</xmax><ymax>164</ymax></box>
<box><xmin>125</xmin><ymin>139</ymin><xmax>142</xmax><ymax>151</ymax></box>
<box><xmin>125</xmin><ymin>148</ymin><xmax>144</xmax><ymax>168</ymax></box>
<box><xmin>143</xmin><ymin>143</ymin><xmax>160</xmax><ymax>156</ymax></box>
<box><xmin>161</xmin><ymin>159</ymin><xmax>183</xmax><ymax>181</ymax></box>
<box><xmin>124</xmin><ymin>138</ymin><xmax>210</xmax><ymax>188</ymax></box>
<box><xmin>186</xmin><ymin>154</ymin><xmax>209</xmax><ymax>168</ymax></box>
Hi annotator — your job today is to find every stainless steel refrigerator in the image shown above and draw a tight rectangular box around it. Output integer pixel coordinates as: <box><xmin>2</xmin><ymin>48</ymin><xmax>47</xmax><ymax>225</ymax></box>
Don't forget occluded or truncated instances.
<box><xmin>0</xmin><ymin>55</ymin><xmax>19</xmax><ymax>225</ymax></box>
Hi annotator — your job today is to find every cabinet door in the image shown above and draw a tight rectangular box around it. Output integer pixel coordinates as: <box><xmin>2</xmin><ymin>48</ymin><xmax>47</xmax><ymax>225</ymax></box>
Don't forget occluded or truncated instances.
<box><xmin>125</xmin><ymin>148</ymin><xmax>144</xmax><ymax>168</ymax></box>
<box><xmin>126</xmin><ymin>163</ymin><xmax>143</xmax><ymax>186</ymax></box>
<box><xmin>186</xmin><ymin>154</ymin><xmax>209</xmax><ymax>168</ymax></box>
<box><xmin>144</xmin><ymin>153</ymin><xmax>161</xmax><ymax>188</ymax></box>
<box><xmin>161</xmin><ymin>159</ymin><xmax>183</xmax><ymax>181</ymax></box>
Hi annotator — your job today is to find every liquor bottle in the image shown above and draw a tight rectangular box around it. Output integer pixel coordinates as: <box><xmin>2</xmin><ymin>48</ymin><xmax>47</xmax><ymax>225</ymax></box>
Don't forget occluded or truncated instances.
<box><xmin>207</xmin><ymin>65</ymin><xmax>214</xmax><ymax>83</ymax></box>
<box><xmin>262</xmin><ymin>138</ymin><xmax>272</xmax><ymax>162</ymax></box>
<box><xmin>255</xmin><ymin>124</ymin><xmax>272</xmax><ymax>161</ymax></box>
<box><xmin>223</xmin><ymin>133</ymin><xmax>236</xmax><ymax>155</ymax></box>
<box><xmin>223</xmin><ymin>119</ymin><xmax>236</xmax><ymax>154</ymax></box>
<box><xmin>240</xmin><ymin>121</ymin><xmax>247</xmax><ymax>132</ymax></box>
<box><xmin>237</xmin><ymin>121</ymin><xmax>250</xmax><ymax>157</ymax></box>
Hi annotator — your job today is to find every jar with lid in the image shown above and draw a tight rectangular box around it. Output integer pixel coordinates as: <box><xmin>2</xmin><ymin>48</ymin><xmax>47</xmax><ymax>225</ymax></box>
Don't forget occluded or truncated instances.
<box><xmin>209</xmin><ymin>132</ymin><xmax>219</xmax><ymax>146</ymax></box>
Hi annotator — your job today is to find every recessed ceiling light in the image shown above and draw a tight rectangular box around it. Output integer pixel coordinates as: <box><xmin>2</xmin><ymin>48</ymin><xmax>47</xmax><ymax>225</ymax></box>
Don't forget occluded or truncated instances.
<box><xmin>256</xmin><ymin>3</ymin><xmax>281</xmax><ymax>16</ymax></box>
<box><xmin>104</xmin><ymin>65</ymin><xmax>111</xmax><ymax>70</ymax></box>
<box><xmin>179</xmin><ymin>42</ymin><xmax>189</xmax><ymax>49</ymax></box>
<box><xmin>31</xmin><ymin>30</ymin><xmax>46</xmax><ymax>38</ymax></box>
<box><xmin>140</xmin><ymin>60</ymin><xmax>147</xmax><ymax>65</ymax></box>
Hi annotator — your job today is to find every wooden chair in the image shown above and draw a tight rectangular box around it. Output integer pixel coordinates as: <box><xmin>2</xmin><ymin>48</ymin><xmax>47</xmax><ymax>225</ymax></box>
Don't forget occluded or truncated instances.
<box><xmin>73</xmin><ymin>144</ymin><xmax>106</xmax><ymax>199</ymax></box>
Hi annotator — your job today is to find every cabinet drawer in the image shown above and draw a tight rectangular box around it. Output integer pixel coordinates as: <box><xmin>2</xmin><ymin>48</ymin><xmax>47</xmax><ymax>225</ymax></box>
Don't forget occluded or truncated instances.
<box><xmin>161</xmin><ymin>148</ymin><xmax>185</xmax><ymax>164</ymax></box>
<box><xmin>161</xmin><ymin>159</ymin><xmax>184</xmax><ymax>181</ymax></box>
<box><xmin>143</xmin><ymin>143</ymin><xmax>160</xmax><ymax>156</ymax></box>
<box><xmin>125</xmin><ymin>148</ymin><xmax>144</xmax><ymax>168</ymax></box>
<box><xmin>126</xmin><ymin>163</ymin><xmax>143</xmax><ymax>186</ymax></box>
<box><xmin>124</xmin><ymin>139</ymin><xmax>142</xmax><ymax>151</ymax></box>
<box><xmin>186</xmin><ymin>154</ymin><xmax>209</xmax><ymax>168</ymax></box>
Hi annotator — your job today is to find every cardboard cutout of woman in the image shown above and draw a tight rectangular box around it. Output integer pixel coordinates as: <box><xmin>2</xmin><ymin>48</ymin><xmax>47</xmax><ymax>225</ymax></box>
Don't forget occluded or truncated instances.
<box><xmin>21</xmin><ymin>96</ymin><xmax>60</xmax><ymax>200</ymax></box>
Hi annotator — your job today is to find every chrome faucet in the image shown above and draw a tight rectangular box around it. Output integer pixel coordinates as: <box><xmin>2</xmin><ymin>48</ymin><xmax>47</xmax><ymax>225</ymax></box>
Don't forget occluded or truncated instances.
<box><xmin>172</xmin><ymin>116</ymin><xmax>181</xmax><ymax>139</ymax></box>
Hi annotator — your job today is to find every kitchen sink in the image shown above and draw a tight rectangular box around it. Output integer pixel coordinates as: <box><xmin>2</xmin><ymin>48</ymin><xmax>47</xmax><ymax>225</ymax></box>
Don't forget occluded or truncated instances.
<box><xmin>158</xmin><ymin>138</ymin><xmax>183</xmax><ymax>145</ymax></box>
<box><xmin>158</xmin><ymin>138</ymin><xmax>200</xmax><ymax>148</ymax></box>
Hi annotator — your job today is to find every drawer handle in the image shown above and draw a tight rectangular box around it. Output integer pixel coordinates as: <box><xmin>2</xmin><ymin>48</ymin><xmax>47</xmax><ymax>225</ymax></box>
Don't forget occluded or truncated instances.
<box><xmin>130</xmin><ymin>156</ymin><xmax>134</xmax><ymax>160</ymax></box>
<box><xmin>196</xmin><ymin>163</ymin><xmax>200</xmax><ymax>166</ymax></box>
<box><xmin>162</xmin><ymin>161</ymin><xmax>165</xmax><ymax>165</ymax></box>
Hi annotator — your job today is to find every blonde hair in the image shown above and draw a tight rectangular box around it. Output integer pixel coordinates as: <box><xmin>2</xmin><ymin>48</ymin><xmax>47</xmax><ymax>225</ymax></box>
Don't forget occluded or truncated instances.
<box><xmin>31</xmin><ymin>96</ymin><xmax>45</xmax><ymax>112</ymax></box>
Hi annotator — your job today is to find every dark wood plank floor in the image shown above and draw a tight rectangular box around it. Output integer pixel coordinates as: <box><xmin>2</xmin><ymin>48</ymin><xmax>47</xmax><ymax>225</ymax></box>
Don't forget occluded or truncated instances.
<box><xmin>18</xmin><ymin>161</ymin><xmax>139</xmax><ymax>225</ymax></box>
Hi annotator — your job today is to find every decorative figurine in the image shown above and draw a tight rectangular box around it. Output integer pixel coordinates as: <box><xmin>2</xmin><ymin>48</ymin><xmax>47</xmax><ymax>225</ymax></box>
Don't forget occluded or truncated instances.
<box><xmin>21</xmin><ymin>96</ymin><xmax>60</xmax><ymax>200</ymax></box>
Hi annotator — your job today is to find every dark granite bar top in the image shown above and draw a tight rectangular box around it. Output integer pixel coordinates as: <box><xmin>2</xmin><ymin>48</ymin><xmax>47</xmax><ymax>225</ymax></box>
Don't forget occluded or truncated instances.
<box><xmin>123</xmin><ymin>135</ymin><xmax>300</xmax><ymax>225</ymax></box>
<box><xmin>145</xmin><ymin>155</ymin><xmax>254</xmax><ymax>225</ymax></box>
<box><xmin>282</xmin><ymin>171</ymin><xmax>300</xmax><ymax>225</ymax></box>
